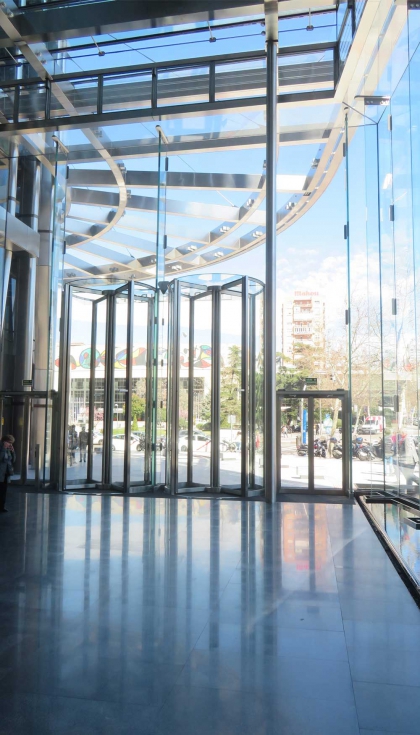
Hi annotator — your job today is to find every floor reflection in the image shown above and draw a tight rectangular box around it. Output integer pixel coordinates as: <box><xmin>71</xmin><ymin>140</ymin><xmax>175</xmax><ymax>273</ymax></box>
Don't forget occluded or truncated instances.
<box><xmin>0</xmin><ymin>493</ymin><xmax>419</xmax><ymax>734</ymax></box>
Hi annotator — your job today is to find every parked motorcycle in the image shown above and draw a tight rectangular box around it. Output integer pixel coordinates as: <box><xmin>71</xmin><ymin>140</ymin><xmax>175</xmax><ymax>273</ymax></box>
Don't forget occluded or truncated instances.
<box><xmin>297</xmin><ymin>438</ymin><xmax>327</xmax><ymax>458</ymax></box>
<box><xmin>332</xmin><ymin>436</ymin><xmax>375</xmax><ymax>461</ymax></box>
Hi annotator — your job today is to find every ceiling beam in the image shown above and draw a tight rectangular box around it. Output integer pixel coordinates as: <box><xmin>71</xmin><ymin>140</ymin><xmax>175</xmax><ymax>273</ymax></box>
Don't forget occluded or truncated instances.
<box><xmin>1</xmin><ymin>1</ymin><xmax>264</xmax><ymax>46</ymax></box>
<box><xmin>67</xmin><ymin>169</ymin><xmax>306</xmax><ymax>192</ymax></box>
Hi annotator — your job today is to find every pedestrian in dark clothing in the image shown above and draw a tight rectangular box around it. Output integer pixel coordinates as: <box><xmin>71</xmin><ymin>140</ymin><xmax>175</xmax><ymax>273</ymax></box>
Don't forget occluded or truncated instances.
<box><xmin>0</xmin><ymin>434</ymin><xmax>15</xmax><ymax>513</ymax></box>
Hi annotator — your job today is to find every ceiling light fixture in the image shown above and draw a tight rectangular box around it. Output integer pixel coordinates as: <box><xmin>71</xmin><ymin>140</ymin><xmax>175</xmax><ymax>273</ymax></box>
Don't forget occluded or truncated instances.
<box><xmin>208</xmin><ymin>22</ymin><xmax>216</xmax><ymax>43</ymax></box>
<box><xmin>306</xmin><ymin>9</ymin><xmax>314</xmax><ymax>31</ymax></box>
<box><xmin>91</xmin><ymin>36</ymin><xmax>105</xmax><ymax>56</ymax></box>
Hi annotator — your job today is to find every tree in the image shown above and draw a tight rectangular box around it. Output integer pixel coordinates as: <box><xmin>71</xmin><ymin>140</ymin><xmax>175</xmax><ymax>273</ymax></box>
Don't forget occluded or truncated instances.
<box><xmin>131</xmin><ymin>394</ymin><xmax>145</xmax><ymax>430</ymax></box>
<box><xmin>197</xmin><ymin>345</ymin><xmax>242</xmax><ymax>430</ymax></box>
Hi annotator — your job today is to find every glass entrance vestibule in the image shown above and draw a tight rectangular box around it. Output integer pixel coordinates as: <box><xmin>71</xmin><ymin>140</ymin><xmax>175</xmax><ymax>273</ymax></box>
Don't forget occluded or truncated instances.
<box><xmin>58</xmin><ymin>279</ymin><xmax>157</xmax><ymax>491</ymax></box>
<box><xmin>276</xmin><ymin>389</ymin><xmax>351</xmax><ymax>495</ymax></box>
<box><xmin>165</xmin><ymin>275</ymin><xmax>265</xmax><ymax>496</ymax></box>
<box><xmin>57</xmin><ymin>274</ymin><xmax>265</xmax><ymax>496</ymax></box>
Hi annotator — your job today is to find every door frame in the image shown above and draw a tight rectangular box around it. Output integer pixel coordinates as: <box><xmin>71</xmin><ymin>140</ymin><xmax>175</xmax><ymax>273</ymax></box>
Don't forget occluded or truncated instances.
<box><xmin>276</xmin><ymin>389</ymin><xmax>351</xmax><ymax>496</ymax></box>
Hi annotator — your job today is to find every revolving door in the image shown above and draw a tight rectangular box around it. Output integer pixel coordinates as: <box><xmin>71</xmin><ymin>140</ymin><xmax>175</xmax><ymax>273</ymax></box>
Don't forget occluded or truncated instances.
<box><xmin>58</xmin><ymin>279</ymin><xmax>156</xmax><ymax>491</ymax></box>
<box><xmin>166</xmin><ymin>275</ymin><xmax>265</xmax><ymax>496</ymax></box>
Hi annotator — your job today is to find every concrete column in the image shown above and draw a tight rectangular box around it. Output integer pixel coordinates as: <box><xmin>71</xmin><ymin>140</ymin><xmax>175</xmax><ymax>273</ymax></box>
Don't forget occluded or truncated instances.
<box><xmin>34</xmin><ymin>163</ymin><xmax>54</xmax><ymax>394</ymax></box>
<box><xmin>32</xmin><ymin>164</ymin><xmax>54</xmax><ymax>466</ymax></box>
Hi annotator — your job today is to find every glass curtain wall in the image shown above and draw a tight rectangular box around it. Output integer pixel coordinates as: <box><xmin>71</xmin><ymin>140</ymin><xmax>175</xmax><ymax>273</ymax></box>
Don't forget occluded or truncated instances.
<box><xmin>345</xmin><ymin>5</ymin><xmax>420</xmax><ymax>510</ymax></box>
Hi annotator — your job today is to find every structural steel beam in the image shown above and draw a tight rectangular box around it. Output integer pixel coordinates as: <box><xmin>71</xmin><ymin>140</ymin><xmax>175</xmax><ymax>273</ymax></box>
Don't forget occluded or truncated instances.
<box><xmin>1</xmin><ymin>1</ymin><xmax>265</xmax><ymax>45</ymax></box>
<box><xmin>69</xmin><ymin>187</ymin><xmax>266</xmax><ymax>224</ymax></box>
<box><xmin>67</xmin><ymin>169</ymin><xmax>305</xmax><ymax>192</ymax></box>
<box><xmin>64</xmin><ymin>125</ymin><xmax>332</xmax><ymax>164</ymax></box>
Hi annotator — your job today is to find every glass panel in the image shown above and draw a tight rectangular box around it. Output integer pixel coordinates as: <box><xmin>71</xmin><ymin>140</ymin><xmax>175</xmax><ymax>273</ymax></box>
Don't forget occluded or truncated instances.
<box><xmin>215</xmin><ymin>58</ymin><xmax>265</xmax><ymax>101</ymax></box>
<box><xmin>339</xmin><ymin>12</ymin><xmax>353</xmax><ymax>75</ymax></box>
<box><xmin>156</xmin><ymin>292</ymin><xmax>168</xmax><ymax>485</ymax></box>
<box><xmin>28</xmin><ymin>399</ymin><xmax>47</xmax><ymax>482</ymax></box>
<box><xmin>50</xmin><ymin>87</ymin><xmax>70</xmax><ymax>119</ymax></box>
<box><xmin>130</xmin><ymin>294</ymin><xmax>150</xmax><ymax>486</ymax></box>
<box><xmin>253</xmin><ymin>287</ymin><xmax>264</xmax><ymax>488</ymax></box>
<box><xmin>279</xmin><ymin>51</ymin><xmax>334</xmax><ymax>95</ymax></box>
<box><xmin>192</xmin><ymin>294</ymin><xmax>212</xmax><ymax>487</ymax></box>
<box><xmin>111</xmin><ymin>292</ymin><xmax>128</xmax><ymax>486</ymax></box>
<box><xmin>409</xmin><ymin>36</ymin><xmax>420</xmax><ymax>516</ymax></box>
<box><xmin>18</xmin><ymin>83</ymin><xmax>46</xmax><ymax>122</ymax></box>
<box><xmin>313</xmin><ymin>397</ymin><xmax>343</xmax><ymax>491</ymax></box>
<box><xmin>279</xmin><ymin>395</ymin><xmax>309</xmax><ymax>490</ymax></box>
<box><xmin>44</xmin><ymin>142</ymin><xmax>67</xmax><ymax>482</ymax></box>
<box><xmin>65</xmin><ymin>292</ymin><xmax>92</xmax><ymax>485</ymax></box>
<box><xmin>103</xmin><ymin>71</ymin><xmax>152</xmax><ymax>113</ymax></box>
<box><xmin>177</xmin><ymin>292</ymin><xmax>190</xmax><ymax>486</ymax></box>
<box><xmin>158</xmin><ymin>65</ymin><xmax>209</xmax><ymax>106</ymax></box>
<box><xmin>220</xmin><ymin>286</ymin><xmax>242</xmax><ymax>488</ymax></box>
<box><xmin>65</xmin><ymin>77</ymin><xmax>97</xmax><ymax>115</ymax></box>
<box><xmin>0</xmin><ymin>87</ymin><xmax>15</xmax><ymax>122</ymax></box>
<box><xmin>378</xmin><ymin>110</ymin><xmax>399</xmax><ymax>495</ymax></box>
<box><xmin>92</xmin><ymin>299</ymin><xmax>107</xmax><ymax>484</ymax></box>
<box><xmin>390</xmin><ymin>69</ymin><xmax>418</xmax><ymax>502</ymax></box>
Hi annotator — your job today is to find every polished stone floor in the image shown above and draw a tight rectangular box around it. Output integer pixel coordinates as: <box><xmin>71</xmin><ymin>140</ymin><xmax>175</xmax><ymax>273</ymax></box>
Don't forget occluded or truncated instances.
<box><xmin>0</xmin><ymin>492</ymin><xmax>419</xmax><ymax>734</ymax></box>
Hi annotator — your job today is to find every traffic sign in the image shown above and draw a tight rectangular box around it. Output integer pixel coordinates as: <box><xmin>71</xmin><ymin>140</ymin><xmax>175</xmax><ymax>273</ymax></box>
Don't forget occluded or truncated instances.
<box><xmin>305</xmin><ymin>378</ymin><xmax>317</xmax><ymax>386</ymax></box>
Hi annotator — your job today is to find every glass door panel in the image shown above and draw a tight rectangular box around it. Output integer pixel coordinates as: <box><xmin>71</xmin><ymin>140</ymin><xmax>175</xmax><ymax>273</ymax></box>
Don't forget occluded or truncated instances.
<box><xmin>192</xmin><ymin>293</ymin><xmax>212</xmax><ymax>487</ymax></box>
<box><xmin>65</xmin><ymin>290</ymin><xmax>93</xmax><ymax>486</ymax></box>
<box><xmin>313</xmin><ymin>396</ymin><xmax>343</xmax><ymax>491</ymax></box>
<box><xmin>130</xmin><ymin>294</ymin><xmax>150</xmax><ymax>486</ymax></box>
<box><xmin>92</xmin><ymin>298</ymin><xmax>107</xmax><ymax>484</ymax></box>
<box><xmin>178</xmin><ymin>292</ymin><xmax>190</xmax><ymax>485</ymax></box>
<box><xmin>252</xmin><ymin>287</ymin><xmax>264</xmax><ymax>487</ymax></box>
<box><xmin>278</xmin><ymin>395</ymin><xmax>310</xmax><ymax>491</ymax></box>
<box><xmin>220</xmin><ymin>286</ymin><xmax>242</xmax><ymax>489</ymax></box>
<box><xmin>111</xmin><ymin>292</ymin><xmax>128</xmax><ymax>487</ymax></box>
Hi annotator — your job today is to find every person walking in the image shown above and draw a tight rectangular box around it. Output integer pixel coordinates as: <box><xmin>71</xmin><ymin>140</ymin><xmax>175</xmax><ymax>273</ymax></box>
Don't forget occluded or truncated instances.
<box><xmin>393</xmin><ymin>431</ymin><xmax>419</xmax><ymax>494</ymax></box>
<box><xmin>0</xmin><ymin>434</ymin><xmax>15</xmax><ymax>513</ymax></box>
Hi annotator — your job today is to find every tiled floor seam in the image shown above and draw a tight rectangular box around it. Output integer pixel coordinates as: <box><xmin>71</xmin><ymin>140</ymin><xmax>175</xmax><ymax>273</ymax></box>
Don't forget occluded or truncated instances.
<box><xmin>327</xmin><ymin>505</ymin><xmax>362</xmax><ymax>735</ymax></box>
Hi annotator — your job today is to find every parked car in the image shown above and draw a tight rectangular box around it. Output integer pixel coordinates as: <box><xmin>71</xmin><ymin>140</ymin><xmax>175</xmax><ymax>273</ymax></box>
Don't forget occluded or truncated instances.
<box><xmin>179</xmin><ymin>433</ymin><xmax>209</xmax><ymax>452</ymax></box>
<box><xmin>111</xmin><ymin>434</ymin><xmax>139</xmax><ymax>451</ymax></box>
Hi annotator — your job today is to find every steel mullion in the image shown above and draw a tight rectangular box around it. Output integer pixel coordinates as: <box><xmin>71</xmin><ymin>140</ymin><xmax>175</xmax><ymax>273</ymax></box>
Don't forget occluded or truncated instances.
<box><xmin>124</xmin><ymin>282</ymin><xmax>133</xmax><ymax>491</ymax></box>
<box><xmin>58</xmin><ymin>285</ymin><xmax>72</xmax><ymax>491</ymax></box>
<box><xmin>249</xmin><ymin>292</ymin><xmax>256</xmax><ymax>489</ymax></box>
<box><xmin>169</xmin><ymin>281</ymin><xmax>181</xmax><ymax>494</ymax></box>
<box><xmin>276</xmin><ymin>393</ymin><xmax>282</xmax><ymax>493</ymax></box>
<box><xmin>144</xmin><ymin>295</ymin><xmax>154</xmax><ymax>485</ymax></box>
<box><xmin>241</xmin><ymin>276</ymin><xmax>249</xmax><ymax>496</ymax></box>
<box><xmin>210</xmin><ymin>286</ymin><xmax>221</xmax><ymax>490</ymax></box>
<box><xmin>187</xmin><ymin>294</ymin><xmax>194</xmax><ymax>486</ymax></box>
<box><xmin>20</xmin><ymin>396</ymin><xmax>30</xmax><ymax>485</ymax></box>
<box><xmin>87</xmin><ymin>299</ymin><xmax>97</xmax><ymax>483</ymax></box>
<box><xmin>308</xmin><ymin>398</ymin><xmax>315</xmax><ymax>493</ymax></box>
<box><xmin>104</xmin><ymin>293</ymin><xmax>115</xmax><ymax>487</ymax></box>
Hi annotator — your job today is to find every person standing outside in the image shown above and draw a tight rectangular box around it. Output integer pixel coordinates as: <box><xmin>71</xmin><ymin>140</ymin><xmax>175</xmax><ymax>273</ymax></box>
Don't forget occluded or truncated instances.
<box><xmin>0</xmin><ymin>434</ymin><xmax>15</xmax><ymax>513</ymax></box>
<box><xmin>79</xmin><ymin>426</ymin><xmax>89</xmax><ymax>463</ymax></box>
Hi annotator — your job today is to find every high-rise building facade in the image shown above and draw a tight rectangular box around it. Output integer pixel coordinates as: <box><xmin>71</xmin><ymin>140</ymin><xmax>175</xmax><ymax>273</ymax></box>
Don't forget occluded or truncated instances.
<box><xmin>281</xmin><ymin>291</ymin><xmax>326</xmax><ymax>365</ymax></box>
